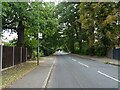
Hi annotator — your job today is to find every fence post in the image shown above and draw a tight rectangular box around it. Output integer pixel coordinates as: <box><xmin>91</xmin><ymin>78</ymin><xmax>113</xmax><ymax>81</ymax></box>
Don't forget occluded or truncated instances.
<box><xmin>20</xmin><ymin>47</ymin><xmax>22</xmax><ymax>63</ymax></box>
<box><xmin>112</xmin><ymin>48</ymin><xmax>114</xmax><ymax>59</ymax></box>
<box><xmin>118</xmin><ymin>48</ymin><xmax>120</xmax><ymax>60</ymax></box>
<box><xmin>26</xmin><ymin>48</ymin><xmax>27</xmax><ymax>61</ymax></box>
<box><xmin>13</xmin><ymin>46</ymin><xmax>14</xmax><ymax>66</ymax></box>
<box><xmin>0</xmin><ymin>45</ymin><xmax>3</xmax><ymax>71</ymax></box>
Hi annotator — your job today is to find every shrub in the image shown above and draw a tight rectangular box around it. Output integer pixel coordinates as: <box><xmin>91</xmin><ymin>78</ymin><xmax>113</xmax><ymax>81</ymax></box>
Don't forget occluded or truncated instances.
<box><xmin>95</xmin><ymin>47</ymin><xmax>107</xmax><ymax>56</ymax></box>
<box><xmin>87</xmin><ymin>46</ymin><xmax>95</xmax><ymax>56</ymax></box>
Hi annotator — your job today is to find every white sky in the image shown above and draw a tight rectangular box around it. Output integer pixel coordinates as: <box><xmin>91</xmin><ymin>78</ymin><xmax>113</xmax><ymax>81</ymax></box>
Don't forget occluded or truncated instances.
<box><xmin>2</xmin><ymin>31</ymin><xmax>17</xmax><ymax>42</ymax></box>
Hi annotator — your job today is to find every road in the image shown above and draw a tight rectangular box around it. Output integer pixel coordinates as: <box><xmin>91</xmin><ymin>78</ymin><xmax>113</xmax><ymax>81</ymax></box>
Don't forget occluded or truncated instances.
<box><xmin>47</xmin><ymin>53</ymin><xmax>119</xmax><ymax>88</ymax></box>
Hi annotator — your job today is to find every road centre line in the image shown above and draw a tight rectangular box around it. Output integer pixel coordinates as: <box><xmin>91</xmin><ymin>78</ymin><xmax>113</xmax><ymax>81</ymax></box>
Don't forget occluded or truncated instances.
<box><xmin>72</xmin><ymin>59</ymin><xmax>76</xmax><ymax>61</ymax></box>
<box><xmin>98</xmin><ymin>71</ymin><xmax>120</xmax><ymax>83</ymax></box>
<box><xmin>78</xmin><ymin>62</ymin><xmax>89</xmax><ymax>68</ymax></box>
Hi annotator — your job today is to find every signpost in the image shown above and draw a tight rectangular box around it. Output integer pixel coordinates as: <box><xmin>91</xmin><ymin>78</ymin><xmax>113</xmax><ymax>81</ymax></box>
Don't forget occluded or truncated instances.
<box><xmin>37</xmin><ymin>33</ymin><xmax>42</xmax><ymax>65</ymax></box>
<box><xmin>37</xmin><ymin>4</ymin><xmax>43</xmax><ymax>65</ymax></box>
<box><xmin>38</xmin><ymin>33</ymin><xmax>43</xmax><ymax>39</ymax></box>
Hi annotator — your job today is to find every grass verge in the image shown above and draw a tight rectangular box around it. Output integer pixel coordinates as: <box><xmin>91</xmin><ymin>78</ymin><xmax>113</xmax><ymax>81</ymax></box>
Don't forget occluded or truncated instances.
<box><xmin>104</xmin><ymin>61</ymin><xmax>120</xmax><ymax>66</ymax></box>
<box><xmin>2</xmin><ymin>61</ymin><xmax>38</xmax><ymax>89</ymax></box>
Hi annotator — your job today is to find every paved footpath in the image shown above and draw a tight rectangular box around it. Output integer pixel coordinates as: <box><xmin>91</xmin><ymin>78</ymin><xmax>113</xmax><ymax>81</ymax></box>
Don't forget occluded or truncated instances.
<box><xmin>72</xmin><ymin>54</ymin><xmax>119</xmax><ymax>66</ymax></box>
<box><xmin>4</xmin><ymin>56</ymin><xmax>55</xmax><ymax>89</ymax></box>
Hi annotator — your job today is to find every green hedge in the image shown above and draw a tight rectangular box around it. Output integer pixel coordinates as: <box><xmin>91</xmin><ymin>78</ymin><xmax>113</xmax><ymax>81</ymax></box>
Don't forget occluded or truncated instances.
<box><xmin>94</xmin><ymin>47</ymin><xmax>107</xmax><ymax>56</ymax></box>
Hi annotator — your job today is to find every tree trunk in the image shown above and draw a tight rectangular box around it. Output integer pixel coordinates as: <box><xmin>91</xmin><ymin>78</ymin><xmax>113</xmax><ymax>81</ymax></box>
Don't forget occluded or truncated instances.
<box><xmin>78</xmin><ymin>22</ymin><xmax>82</xmax><ymax>53</ymax></box>
<box><xmin>16</xmin><ymin>20</ymin><xmax>24</xmax><ymax>47</ymax></box>
<box><xmin>74</xmin><ymin>25</ymin><xmax>79</xmax><ymax>40</ymax></box>
<box><xmin>70</xmin><ymin>26</ymin><xmax>75</xmax><ymax>53</ymax></box>
<box><xmin>89</xmin><ymin>26</ymin><xmax>95</xmax><ymax>56</ymax></box>
<box><xmin>69</xmin><ymin>40</ymin><xmax>75</xmax><ymax>53</ymax></box>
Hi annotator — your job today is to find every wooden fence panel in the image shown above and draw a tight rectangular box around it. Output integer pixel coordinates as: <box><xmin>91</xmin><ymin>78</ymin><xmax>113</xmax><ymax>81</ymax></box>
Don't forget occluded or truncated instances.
<box><xmin>22</xmin><ymin>48</ymin><xmax>26</xmax><ymax>62</ymax></box>
<box><xmin>113</xmin><ymin>48</ymin><xmax>120</xmax><ymax>60</ymax></box>
<box><xmin>14</xmin><ymin>47</ymin><xmax>21</xmax><ymax>65</ymax></box>
<box><xmin>1</xmin><ymin>46</ymin><xmax>27</xmax><ymax>69</ymax></box>
<box><xmin>2</xmin><ymin>46</ymin><xmax>13</xmax><ymax>68</ymax></box>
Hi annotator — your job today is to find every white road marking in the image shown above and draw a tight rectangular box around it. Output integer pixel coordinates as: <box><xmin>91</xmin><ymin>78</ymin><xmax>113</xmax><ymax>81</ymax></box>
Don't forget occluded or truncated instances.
<box><xmin>40</xmin><ymin>61</ymin><xmax>44</xmax><ymax>63</ymax></box>
<box><xmin>72</xmin><ymin>59</ymin><xmax>76</xmax><ymax>62</ymax></box>
<box><xmin>98</xmin><ymin>71</ymin><xmax>120</xmax><ymax>82</ymax></box>
<box><xmin>42</xmin><ymin>60</ymin><xmax>55</xmax><ymax>88</ymax></box>
<box><xmin>78</xmin><ymin>62</ymin><xmax>89</xmax><ymax>68</ymax></box>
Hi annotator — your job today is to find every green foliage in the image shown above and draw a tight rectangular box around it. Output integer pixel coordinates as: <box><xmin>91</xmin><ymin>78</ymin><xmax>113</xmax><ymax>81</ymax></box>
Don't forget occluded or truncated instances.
<box><xmin>2</xmin><ymin>2</ymin><xmax>59</xmax><ymax>57</ymax></box>
<box><xmin>81</xmin><ymin>42</ymin><xmax>89</xmax><ymax>55</ymax></box>
<box><xmin>74</xmin><ymin>42</ymin><xmax>80</xmax><ymax>54</ymax></box>
<box><xmin>56</xmin><ymin>2</ymin><xmax>120</xmax><ymax>56</ymax></box>
<box><xmin>95</xmin><ymin>47</ymin><xmax>107</xmax><ymax>56</ymax></box>
<box><xmin>2</xmin><ymin>2</ymin><xmax>120</xmax><ymax>57</ymax></box>
<box><xmin>56</xmin><ymin>2</ymin><xmax>80</xmax><ymax>53</ymax></box>
<box><xmin>33</xmin><ymin>50</ymin><xmax>37</xmax><ymax>59</ymax></box>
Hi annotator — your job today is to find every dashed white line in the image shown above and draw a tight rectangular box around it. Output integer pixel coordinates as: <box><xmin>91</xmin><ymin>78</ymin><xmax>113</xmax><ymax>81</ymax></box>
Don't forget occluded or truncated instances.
<box><xmin>72</xmin><ymin>59</ymin><xmax>77</xmax><ymax>62</ymax></box>
<box><xmin>78</xmin><ymin>62</ymin><xmax>89</xmax><ymax>68</ymax></box>
<box><xmin>98</xmin><ymin>71</ymin><xmax>120</xmax><ymax>82</ymax></box>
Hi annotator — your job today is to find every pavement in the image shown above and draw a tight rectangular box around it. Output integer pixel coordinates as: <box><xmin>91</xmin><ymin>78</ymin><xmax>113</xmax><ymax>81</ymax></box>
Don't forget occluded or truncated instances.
<box><xmin>3</xmin><ymin>56</ymin><xmax>55</xmax><ymax>89</ymax></box>
<box><xmin>71</xmin><ymin>54</ymin><xmax>119</xmax><ymax>66</ymax></box>
<box><xmin>47</xmin><ymin>54</ymin><xmax>119</xmax><ymax>88</ymax></box>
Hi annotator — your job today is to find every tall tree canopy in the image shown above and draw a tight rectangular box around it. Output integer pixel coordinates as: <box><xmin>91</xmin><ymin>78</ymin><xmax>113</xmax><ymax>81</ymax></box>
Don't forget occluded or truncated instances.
<box><xmin>2</xmin><ymin>2</ymin><xmax>59</xmax><ymax>56</ymax></box>
<box><xmin>2</xmin><ymin>1</ymin><xmax>120</xmax><ymax>57</ymax></box>
<box><xmin>56</xmin><ymin>1</ymin><xmax>120</xmax><ymax>56</ymax></box>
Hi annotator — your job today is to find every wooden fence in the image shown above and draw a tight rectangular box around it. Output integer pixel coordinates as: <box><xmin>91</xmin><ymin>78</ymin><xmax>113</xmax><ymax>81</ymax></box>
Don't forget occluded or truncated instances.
<box><xmin>107</xmin><ymin>48</ymin><xmax>120</xmax><ymax>60</ymax></box>
<box><xmin>0</xmin><ymin>45</ymin><xmax>27</xmax><ymax>70</ymax></box>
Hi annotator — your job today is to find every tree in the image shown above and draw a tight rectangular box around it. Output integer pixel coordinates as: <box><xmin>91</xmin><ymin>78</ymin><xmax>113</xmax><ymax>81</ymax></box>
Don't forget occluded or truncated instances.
<box><xmin>2</xmin><ymin>1</ymin><xmax>120</xmax><ymax>57</ymax></box>
<box><xmin>56</xmin><ymin>2</ymin><xmax>120</xmax><ymax>56</ymax></box>
<box><xmin>79</xmin><ymin>2</ymin><xmax>120</xmax><ymax>56</ymax></box>
<box><xmin>2</xmin><ymin>2</ymin><xmax>59</xmax><ymax>57</ymax></box>
<box><xmin>2</xmin><ymin>2</ymin><xmax>32</xmax><ymax>47</ymax></box>
<box><xmin>56</xmin><ymin>2</ymin><xmax>80</xmax><ymax>53</ymax></box>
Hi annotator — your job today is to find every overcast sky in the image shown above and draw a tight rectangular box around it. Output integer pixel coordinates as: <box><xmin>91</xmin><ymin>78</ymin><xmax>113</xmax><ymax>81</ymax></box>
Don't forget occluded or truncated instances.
<box><xmin>2</xmin><ymin>31</ymin><xmax>17</xmax><ymax>42</ymax></box>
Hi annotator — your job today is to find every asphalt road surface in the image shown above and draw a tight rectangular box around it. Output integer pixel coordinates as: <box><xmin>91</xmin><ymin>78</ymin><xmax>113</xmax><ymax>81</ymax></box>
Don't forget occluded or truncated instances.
<box><xmin>47</xmin><ymin>53</ymin><xmax>119</xmax><ymax>88</ymax></box>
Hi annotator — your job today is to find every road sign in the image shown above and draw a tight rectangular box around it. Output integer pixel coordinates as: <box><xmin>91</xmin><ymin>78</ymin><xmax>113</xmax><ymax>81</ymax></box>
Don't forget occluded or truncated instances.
<box><xmin>38</xmin><ymin>33</ymin><xmax>43</xmax><ymax>39</ymax></box>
